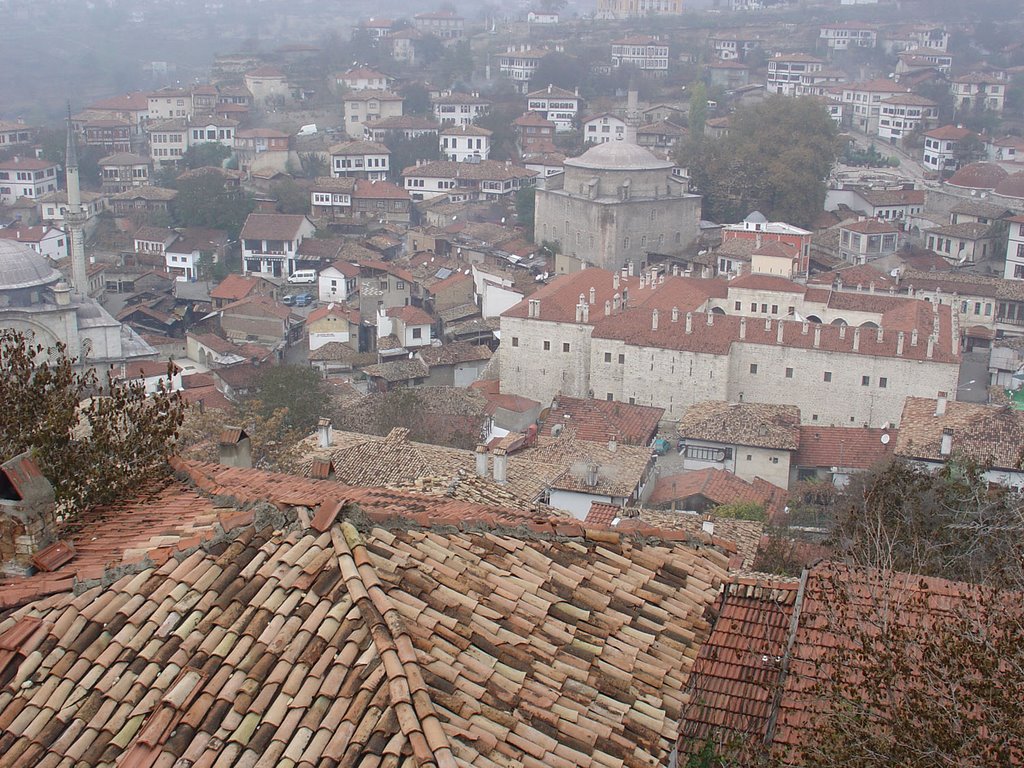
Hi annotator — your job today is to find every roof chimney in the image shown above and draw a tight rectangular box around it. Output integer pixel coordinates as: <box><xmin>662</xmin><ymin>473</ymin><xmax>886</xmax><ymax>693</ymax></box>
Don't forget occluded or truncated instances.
<box><xmin>0</xmin><ymin>452</ymin><xmax>57</xmax><ymax>577</ymax></box>
<box><xmin>853</xmin><ymin>327</ymin><xmax>860</xmax><ymax>352</ymax></box>
<box><xmin>589</xmin><ymin>286</ymin><xmax>596</xmax><ymax>304</ymax></box>
<box><xmin>876</xmin><ymin>326</ymin><xmax>884</xmax><ymax>343</ymax></box>
<box><xmin>896</xmin><ymin>331</ymin><xmax>905</xmax><ymax>356</ymax></box>
<box><xmin>776</xmin><ymin>319</ymin><xmax>784</xmax><ymax>344</ymax></box>
<box><xmin>605</xmin><ymin>300</ymin><xmax>611</xmax><ymax>316</ymax></box>
<box><xmin>492</xmin><ymin>448</ymin><xmax>508</xmax><ymax>484</ymax></box>
<box><xmin>926</xmin><ymin>335</ymin><xmax>935</xmax><ymax>359</ymax></box>
<box><xmin>935</xmin><ymin>391</ymin><xmax>947</xmax><ymax>416</ymax></box>
<box><xmin>739</xmin><ymin>316</ymin><xmax>746</xmax><ymax>339</ymax></box>
<box><xmin>707</xmin><ymin>312</ymin><xmax>714</xmax><ymax>326</ymax></box>
<box><xmin>475</xmin><ymin>444</ymin><xmax>488</xmax><ymax>477</ymax></box>
<box><xmin>317</xmin><ymin>417</ymin><xmax>333</xmax><ymax>449</ymax></box>
<box><xmin>671</xmin><ymin>306</ymin><xmax>679</xmax><ymax>323</ymax></box>
<box><xmin>813</xmin><ymin>325</ymin><xmax>821</xmax><ymax>348</ymax></box>
<box><xmin>940</xmin><ymin>427</ymin><xmax>953</xmax><ymax>456</ymax></box>
<box><xmin>911</xmin><ymin>327</ymin><xmax>919</xmax><ymax>346</ymax></box>
<box><xmin>613</xmin><ymin>272</ymin><xmax>620</xmax><ymax>290</ymax></box>
<box><xmin>685</xmin><ymin>312</ymin><xmax>693</xmax><ymax>334</ymax></box>
<box><xmin>651</xmin><ymin>308</ymin><xmax>659</xmax><ymax>331</ymax></box>
<box><xmin>218</xmin><ymin>427</ymin><xmax>252</xmax><ymax>469</ymax></box>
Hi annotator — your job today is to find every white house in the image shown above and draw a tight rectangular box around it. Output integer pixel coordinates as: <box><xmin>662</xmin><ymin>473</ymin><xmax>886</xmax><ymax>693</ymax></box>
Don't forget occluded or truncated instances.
<box><xmin>1003</xmin><ymin>215</ymin><xmax>1024</xmax><ymax>280</ymax></box>
<box><xmin>526</xmin><ymin>85</ymin><xmax>581</xmax><ymax>132</ymax></box>
<box><xmin>0</xmin><ymin>157</ymin><xmax>59</xmax><ymax>204</ymax></box>
<box><xmin>819</xmin><ymin>22</ymin><xmax>877</xmax><ymax>51</ymax></box>
<box><xmin>116</xmin><ymin>360</ymin><xmax>184</xmax><ymax>396</ymax></box>
<box><xmin>431</xmin><ymin>92</ymin><xmax>491</xmax><ymax>127</ymax></box>
<box><xmin>343</xmin><ymin>90</ymin><xmax>404</xmax><ymax>137</ymax></box>
<box><xmin>610</xmin><ymin>36</ymin><xmax>669</xmax><ymax>73</ymax></box>
<box><xmin>165</xmin><ymin>227</ymin><xmax>230</xmax><ymax>282</ymax></box>
<box><xmin>877</xmin><ymin>93</ymin><xmax>938</xmax><ymax>144</ymax></box>
<box><xmin>310</xmin><ymin>177</ymin><xmax>355</xmax><ymax>219</ymax></box>
<box><xmin>335</xmin><ymin>67</ymin><xmax>395</xmax><ymax>92</ymax></box>
<box><xmin>838</xmin><ymin>79</ymin><xmax>906</xmax><ymax>133</ymax></box>
<box><xmin>188</xmin><ymin>117</ymin><xmax>238</xmax><ymax>149</ymax></box>
<box><xmin>147</xmin><ymin>88</ymin><xmax>193</xmax><ymax>120</ymax></box>
<box><xmin>583</xmin><ymin>113</ymin><xmax>627</xmax><ymax>144</ymax></box>
<box><xmin>0</xmin><ymin>225</ymin><xmax>67</xmax><ymax>262</ymax></box>
<box><xmin>952</xmin><ymin>73</ymin><xmax>1006</xmax><ymax>114</ymax></box>
<box><xmin>307</xmin><ymin>303</ymin><xmax>359</xmax><ymax>351</ymax></box>
<box><xmin>766</xmin><ymin>54</ymin><xmax>824</xmax><ymax>97</ymax></box>
<box><xmin>922</xmin><ymin>125</ymin><xmax>975</xmax><ymax>173</ymax></box>
<box><xmin>527</xmin><ymin>10</ymin><xmax>559</xmax><ymax>23</ymax></box>
<box><xmin>318</xmin><ymin>260</ymin><xmax>360</xmax><ymax>303</ymax></box>
<box><xmin>377</xmin><ymin>304</ymin><xmax>433</xmax><ymax>348</ymax></box>
<box><xmin>402</xmin><ymin>159</ymin><xmax>537</xmax><ymax>202</ymax></box>
<box><xmin>240</xmin><ymin>213</ymin><xmax>317</xmax><ymax>278</ymax></box>
<box><xmin>440</xmin><ymin>125</ymin><xmax>491</xmax><ymax>162</ymax></box>
<box><xmin>497</xmin><ymin>48</ymin><xmax>550</xmax><ymax>93</ymax></box>
<box><xmin>329</xmin><ymin>140</ymin><xmax>391</xmax><ymax>180</ymax></box>
<box><xmin>147</xmin><ymin>118</ymin><xmax>189</xmax><ymax>168</ymax></box>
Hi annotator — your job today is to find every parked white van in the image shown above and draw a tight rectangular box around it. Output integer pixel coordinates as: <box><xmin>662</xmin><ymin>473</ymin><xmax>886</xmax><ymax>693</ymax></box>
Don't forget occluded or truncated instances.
<box><xmin>288</xmin><ymin>269</ymin><xmax>317</xmax><ymax>284</ymax></box>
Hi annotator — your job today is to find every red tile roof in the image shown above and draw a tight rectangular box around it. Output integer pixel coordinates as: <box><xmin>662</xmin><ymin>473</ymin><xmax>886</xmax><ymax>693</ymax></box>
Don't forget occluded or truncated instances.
<box><xmin>353</xmin><ymin>178</ymin><xmax>410</xmax><ymax>200</ymax></box>
<box><xmin>240</xmin><ymin>213</ymin><xmax>311</xmax><ymax>240</ymax></box>
<box><xmin>209</xmin><ymin>273</ymin><xmax>258</xmax><ymax>301</ymax></box>
<box><xmin>794</xmin><ymin>425</ymin><xmax>896</xmax><ymax>470</ymax></box>
<box><xmin>946</xmin><ymin>162</ymin><xmax>1009</xmax><ymax>191</ymax></box>
<box><xmin>540</xmin><ymin>395</ymin><xmax>664</xmax><ymax>445</ymax></box>
<box><xmin>386</xmin><ymin>304</ymin><xmax>433</xmax><ymax>324</ymax></box>
<box><xmin>648</xmin><ymin>468</ymin><xmax>788</xmax><ymax>515</ymax></box>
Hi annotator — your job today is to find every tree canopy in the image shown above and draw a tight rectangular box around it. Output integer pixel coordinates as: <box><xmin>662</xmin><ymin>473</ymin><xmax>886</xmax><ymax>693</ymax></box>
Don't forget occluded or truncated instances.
<box><xmin>683</xmin><ymin>96</ymin><xmax>839</xmax><ymax>228</ymax></box>
<box><xmin>0</xmin><ymin>330</ymin><xmax>186</xmax><ymax>516</ymax></box>
<box><xmin>172</xmin><ymin>173</ymin><xmax>254</xmax><ymax>236</ymax></box>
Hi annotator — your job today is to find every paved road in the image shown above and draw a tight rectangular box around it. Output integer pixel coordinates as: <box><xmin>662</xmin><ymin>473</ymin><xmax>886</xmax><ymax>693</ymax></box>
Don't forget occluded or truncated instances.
<box><xmin>957</xmin><ymin>349</ymin><xmax>990</xmax><ymax>403</ymax></box>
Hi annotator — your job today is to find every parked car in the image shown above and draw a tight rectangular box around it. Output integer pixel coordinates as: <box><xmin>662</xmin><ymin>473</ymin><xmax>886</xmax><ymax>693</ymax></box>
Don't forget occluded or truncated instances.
<box><xmin>293</xmin><ymin>293</ymin><xmax>314</xmax><ymax>307</ymax></box>
<box><xmin>288</xmin><ymin>269</ymin><xmax>317</xmax><ymax>284</ymax></box>
<box><xmin>282</xmin><ymin>295</ymin><xmax>295</xmax><ymax>306</ymax></box>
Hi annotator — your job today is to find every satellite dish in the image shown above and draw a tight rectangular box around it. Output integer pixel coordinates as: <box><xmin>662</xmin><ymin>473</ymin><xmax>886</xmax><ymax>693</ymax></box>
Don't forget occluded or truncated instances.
<box><xmin>880</xmin><ymin>433</ymin><xmax>891</xmax><ymax>445</ymax></box>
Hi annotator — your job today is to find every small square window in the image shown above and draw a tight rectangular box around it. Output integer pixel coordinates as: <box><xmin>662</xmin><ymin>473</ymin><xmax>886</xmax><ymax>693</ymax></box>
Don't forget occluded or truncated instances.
<box><xmin>761</xmin><ymin>304</ymin><xmax>768</xmax><ymax>313</ymax></box>
<box><xmin>771</xmin><ymin>305</ymin><xmax>778</xmax><ymax>314</ymax></box>
<box><xmin>512</xmin><ymin>337</ymin><xmax>519</xmax><ymax>347</ymax></box>
<box><xmin>412</xmin><ymin>327</ymin><xmax>422</xmax><ymax>339</ymax></box>
<box><xmin>862</xmin><ymin>375</ymin><xmax>870</xmax><ymax>386</ymax></box>
<box><xmin>812</xmin><ymin>414</ymin><xmax>819</xmax><ymax>421</ymax></box>
<box><xmin>734</xmin><ymin>301</ymin><xmax>741</xmax><ymax>311</ymax></box>
<box><xmin>824</xmin><ymin>371</ymin><xmax>833</xmax><ymax>382</ymax></box>
<box><xmin>628</xmin><ymin>397</ymin><xmax>636</xmax><ymax>405</ymax></box>
<box><xmin>618</xmin><ymin>354</ymin><xmax>625</xmax><ymax>364</ymax></box>
<box><xmin>750</xmin><ymin>364</ymin><xmax>758</xmax><ymax>374</ymax></box>
<box><xmin>879</xmin><ymin>377</ymin><xmax>888</xmax><ymax>388</ymax></box>
<box><xmin>746</xmin><ymin>454</ymin><xmax>752</xmax><ymax>461</ymax></box>
<box><xmin>543</xmin><ymin>341</ymin><xmax>551</xmax><ymax>351</ymax></box>
<box><xmin>785</xmin><ymin>367</ymin><xmax>793</xmax><ymax>378</ymax></box>
<box><xmin>606</xmin><ymin>393</ymin><xmax>614</xmax><ymax>401</ymax></box>
<box><xmin>750</xmin><ymin>302</ymin><xmax>757</xmax><ymax>312</ymax></box>
<box><xmin>771</xmin><ymin>457</ymin><xmax>779</xmax><ymax>464</ymax></box>
<box><xmin>562</xmin><ymin>342</ymin><xmax>570</xmax><ymax>352</ymax></box>
<box><xmin>604</xmin><ymin>352</ymin><xmax>612</xmax><ymax>363</ymax></box>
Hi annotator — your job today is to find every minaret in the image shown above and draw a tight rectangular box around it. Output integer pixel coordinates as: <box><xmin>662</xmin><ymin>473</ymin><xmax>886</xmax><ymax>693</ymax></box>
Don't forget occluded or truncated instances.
<box><xmin>65</xmin><ymin>106</ymin><xmax>88</xmax><ymax>297</ymax></box>
<box><xmin>624</xmin><ymin>80</ymin><xmax>641</xmax><ymax>146</ymax></box>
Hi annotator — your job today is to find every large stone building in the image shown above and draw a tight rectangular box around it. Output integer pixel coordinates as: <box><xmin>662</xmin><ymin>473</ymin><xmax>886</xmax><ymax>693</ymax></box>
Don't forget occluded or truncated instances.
<box><xmin>534</xmin><ymin>142</ymin><xmax>701</xmax><ymax>272</ymax></box>
<box><xmin>499</xmin><ymin>269</ymin><xmax>960</xmax><ymax>427</ymax></box>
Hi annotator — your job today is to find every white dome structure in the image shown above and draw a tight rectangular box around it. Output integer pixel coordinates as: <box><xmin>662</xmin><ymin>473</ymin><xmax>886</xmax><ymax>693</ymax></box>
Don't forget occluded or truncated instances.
<box><xmin>565</xmin><ymin>141</ymin><xmax>673</xmax><ymax>172</ymax></box>
<box><xmin>0</xmin><ymin>239</ymin><xmax>62</xmax><ymax>292</ymax></box>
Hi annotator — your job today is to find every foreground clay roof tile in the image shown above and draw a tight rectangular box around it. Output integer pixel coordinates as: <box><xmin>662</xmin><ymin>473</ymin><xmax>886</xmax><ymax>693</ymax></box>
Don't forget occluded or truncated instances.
<box><xmin>0</xmin><ymin>459</ymin><xmax>731</xmax><ymax>768</ymax></box>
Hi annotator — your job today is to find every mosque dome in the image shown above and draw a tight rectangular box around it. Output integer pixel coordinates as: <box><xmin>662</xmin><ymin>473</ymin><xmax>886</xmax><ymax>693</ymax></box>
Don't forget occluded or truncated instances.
<box><xmin>0</xmin><ymin>239</ymin><xmax>62</xmax><ymax>291</ymax></box>
<box><xmin>565</xmin><ymin>141</ymin><xmax>673</xmax><ymax>171</ymax></box>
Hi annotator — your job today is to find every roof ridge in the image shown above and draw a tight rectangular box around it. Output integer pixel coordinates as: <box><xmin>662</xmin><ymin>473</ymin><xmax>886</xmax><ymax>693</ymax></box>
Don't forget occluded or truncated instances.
<box><xmin>331</xmin><ymin>522</ymin><xmax>458</xmax><ymax>768</ymax></box>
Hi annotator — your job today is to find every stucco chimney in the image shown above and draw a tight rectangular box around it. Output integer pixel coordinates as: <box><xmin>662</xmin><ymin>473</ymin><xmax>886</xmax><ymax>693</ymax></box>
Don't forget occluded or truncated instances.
<box><xmin>651</xmin><ymin>308</ymin><xmax>659</xmax><ymax>331</ymax></box>
<box><xmin>765</xmin><ymin>317</ymin><xmax>771</xmax><ymax>331</ymax></box>
<box><xmin>813</xmin><ymin>325</ymin><xmax>821</xmax><ymax>348</ymax></box>
<box><xmin>777</xmin><ymin>319</ymin><xmax>784</xmax><ymax>344</ymax></box>
<box><xmin>838</xmin><ymin>324</ymin><xmax>846</xmax><ymax>339</ymax></box>
<box><xmin>582</xmin><ymin>302</ymin><xmax>589</xmax><ymax>322</ymax></box>
<box><xmin>671</xmin><ymin>306</ymin><xmax>679</xmax><ymax>323</ymax></box>
<box><xmin>911</xmin><ymin>327</ymin><xmax>919</xmax><ymax>346</ymax></box>
<box><xmin>685</xmin><ymin>312</ymin><xmax>693</xmax><ymax>334</ymax></box>
<box><xmin>639</xmin><ymin>272</ymin><xmax>646</xmax><ymax>289</ymax></box>
<box><xmin>707</xmin><ymin>312</ymin><xmax>714</xmax><ymax>326</ymax></box>
<box><xmin>869</xmin><ymin>281</ymin><xmax>875</xmax><ymax>294</ymax></box>
<box><xmin>940</xmin><ymin>427</ymin><xmax>953</xmax><ymax>456</ymax></box>
<box><xmin>604</xmin><ymin>300</ymin><xmax>611</xmax><ymax>316</ymax></box>
<box><xmin>492</xmin><ymin>448</ymin><xmax>508</xmax><ymax>484</ymax></box>
<box><xmin>876</xmin><ymin>326</ymin><xmax>884</xmax><ymax>343</ymax></box>
<box><xmin>896</xmin><ymin>331</ymin><xmax>905</xmax><ymax>356</ymax></box>
<box><xmin>739</xmin><ymin>316</ymin><xmax>746</xmax><ymax>339</ymax></box>
<box><xmin>935</xmin><ymin>391</ymin><xmax>948</xmax><ymax>416</ymax></box>
<box><xmin>218</xmin><ymin>427</ymin><xmax>252</xmax><ymax>469</ymax></box>
<box><xmin>853</xmin><ymin>327</ymin><xmax>861</xmax><ymax>351</ymax></box>
<box><xmin>801</xmin><ymin>319</ymin><xmax>809</xmax><ymax>336</ymax></box>
<box><xmin>613</xmin><ymin>272</ymin><xmax>620</xmax><ymax>290</ymax></box>
<box><xmin>475</xmin><ymin>444</ymin><xmax>488</xmax><ymax>477</ymax></box>
<box><xmin>589</xmin><ymin>287</ymin><xmax>596</xmax><ymax>304</ymax></box>
<box><xmin>317</xmin><ymin>417</ymin><xmax>332</xmax><ymax>449</ymax></box>
<box><xmin>608</xmin><ymin>439</ymin><xmax>617</xmax><ymax>453</ymax></box>
<box><xmin>927</xmin><ymin>335</ymin><xmax>935</xmax><ymax>359</ymax></box>
<box><xmin>0</xmin><ymin>452</ymin><xmax>57</xmax><ymax>577</ymax></box>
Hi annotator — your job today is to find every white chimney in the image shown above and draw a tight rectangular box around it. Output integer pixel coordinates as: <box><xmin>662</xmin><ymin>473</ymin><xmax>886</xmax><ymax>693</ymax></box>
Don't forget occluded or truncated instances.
<box><xmin>813</xmin><ymin>325</ymin><xmax>821</xmax><ymax>348</ymax></box>
<box><xmin>935</xmin><ymin>391</ymin><xmax>948</xmax><ymax>416</ymax></box>
<box><xmin>940</xmin><ymin>427</ymin><xmax>953</xmax><ymax>456</ymax></box>
<box><xmin>685</xmin><ymin>312</ymin><xmax>693</xmax><ymax>334</ymax></box>
<box><xmin>605</xmin><ymin>300</ymin><xmax>611</xmax><ymax>316</ymax></box>
<box><xmin>608</xmin><ymin>439</ymin><xmax>617</xmax><ymax>453</ymax></box>
<box><xmin>853</xmin><ymin>327</ymin><xmax>861</xmax><ymax>352</ymax></box>
<box><xmin>896</xmin><ymin>331</ymin><xmax>905</xmax><ymax>356</ymax></box>
<box><xmin>739</xmin><ymin>316</ymin><xmax>746</xmax><ymax>339</ymax></box>
<box><xmin>671</xmin><ymin>306</ymin><xmax>679</xmax><ymax>323</ymax></box>
<box><xmin>613</xmin><ymin>272</ymin><xmax>620</xmax><ymax>290</ymax></box>
<box><xmin>492</xmin><ymin>448</ymin><xmax>508</xmax><ymax>484</ymax></box>
<box><xmin>475</xmin><ymin>444</ymin><xmax>488</xmax><ymax>477</ymax></box>
<box><xmin>911</xmin><ymin>328</ymin><xmax>919</xmax><ymax>347</ymax></box>
<box><xmin>701</xmin><ymin>519</ymin><xmax>715</xmax><ymax>535</ymax></box>
<box><xmin>317</xmin><ymin>417</ymin><xmax>333</xmax><ymax>448</ymax></box>
<box><xmin>589</xmin><ymin>286</ymin><xmax>596</xmax><ymax>304</ymax></box>
<box><xmin>651</xmin><ymin>308</ymin><xmax>659</xmax><ymax>331</ymax></box>
<box><xmin>707</xmin><ymin>312</ymin><xmax>714</xmax><ymax>326</ymax></box>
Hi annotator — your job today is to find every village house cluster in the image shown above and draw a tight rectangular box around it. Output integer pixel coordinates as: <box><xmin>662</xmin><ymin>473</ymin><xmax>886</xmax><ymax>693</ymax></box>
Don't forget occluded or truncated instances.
<box><xmin>1</xmin><ymin>0</ymin><xmax>1023</xmax><ymax>761</ymax></box>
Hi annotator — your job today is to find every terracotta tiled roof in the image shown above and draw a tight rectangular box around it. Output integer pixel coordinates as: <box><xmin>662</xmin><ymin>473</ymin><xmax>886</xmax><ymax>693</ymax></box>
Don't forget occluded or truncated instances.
<box><xmin>306</xmin><ymin>303</ymin><xmax>360</xmax><ymax>325</ymax></box>
<box><xmin>221</xmin><ymin>294</ymin><xmax>295</xmax><ymax>321</ymax></box>
<box><xmin>417</xmin><ymin>341</ymin><xmax>492</xmax><ymax>366</ymax></box>
<box><xmin>795</xmin><ymin>425</ymin><xmax>896</xmax><ymax>469</ymax></box>
<box><xmin>625</xmin><ymin>512</ymin><xmax>766</xmax><ymax>569</ymax></box>
<box><xmin>540</xmin><ymin>395</ymin><xmax>664</xmax><ymax>445</ymax></box>
<box><xmin>841</xmin><ymin>218</ymin><xmax>899</xmax><ymax>234</ymax></box>
<box><xmin>894</xmin><ymin>397</ymin><xmax>1024</xmax><ymax>469</ymax></box>
<box><xmin>677</xmin><ymin>577</ymin><xmax>800</xmax><ymax>757</ymax></box>
<box><xmin>402</xmin><ymin>159</ymin><xmax>537</xmax><ymax>182</ymax></box>
<box><xmin>240</xmin><ymin>213</ymin><xmax>311</xmax><ymax>240</ymax></box>
<box><xmin>648</xmin><ymin>468</ymin><xmax>787</xmax><ymax>513</ymax></box>
<box><xmin>362</xmin><ymin>359</ymin><xmax>430</xmax><ymax>382</ymax></box>
<box><xmin>353</xmin><ymin>178</ymin><xmax>410</xmax><ymax>200</ymax></box>
<box><xmin>678</xmin><ymin>401</ymin><xmax>801</xmax><ymax>451</ymax></box>
<box><xmin>519</xmin><ymin>433</ymin><xmax>652</xmax><ymax>498</ymax></box>
<box><xmin>728</xmin><ymin>273</ymin><xmax>805</xmax><ymax>292</ymax></box>
<box><xmin>925</xmin><ymin>124</ymin><xmax>975</xmax><ymax>141</ymax></box>
<box><xmin>386</xmin><ymin>304</ymin><xmax>433</xmax><ymax>325</ymax></box>
<box><xmin>856</xmin><ymin>188</ymin><xmax>926</xmax><ymax>206</ymax></box>
<box><xmin>584</xmin><ymin>501</ymin><xmax>622</xmax><ymax>526</ymax></box>
<box><xmin>946</xmin><ymin>162</ymin><xmax>1009</xmax><ymax>191</ymax></box>
<box><xmin>328</xmin><ymin>139</ymin><xmax>391</xmax><ymax>155</ymax></box>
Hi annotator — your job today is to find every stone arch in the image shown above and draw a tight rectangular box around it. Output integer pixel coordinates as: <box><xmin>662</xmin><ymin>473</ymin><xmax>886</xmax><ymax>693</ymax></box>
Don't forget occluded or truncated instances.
<box><xmin>859</xmin><ymin>321</ymin><xmax>879</xmax><ymax>329</ymax></box>
<box><xmin>806</xmin><ymin>314</ymin><xmax>823</xmax><ymax>324</ymax></box>
<box><xmin>830</xmin><ymin>317</ymin><xmax>848</xmax><ymax>327</ymax></box>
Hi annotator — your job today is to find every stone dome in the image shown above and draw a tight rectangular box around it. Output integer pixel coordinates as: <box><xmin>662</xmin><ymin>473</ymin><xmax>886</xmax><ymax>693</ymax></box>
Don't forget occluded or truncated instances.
<box><xmin>993</xmin><ymin>171</ymin><xmax>1024</xmax><ymax>201</ymax></box>
<box><xmin>946</xmin><ymin>162</ymin><xmax>1009</xmax><ymax>191</ymax></box>
<box><xmin>565</xmin><ymin>141</ymin><xmax>673</xmax><ymax>171</ymax></box>
<box><xmin>0</xmin><ymin>238</ymin><xmax>62</xmax><ymax>291</ymax></box>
